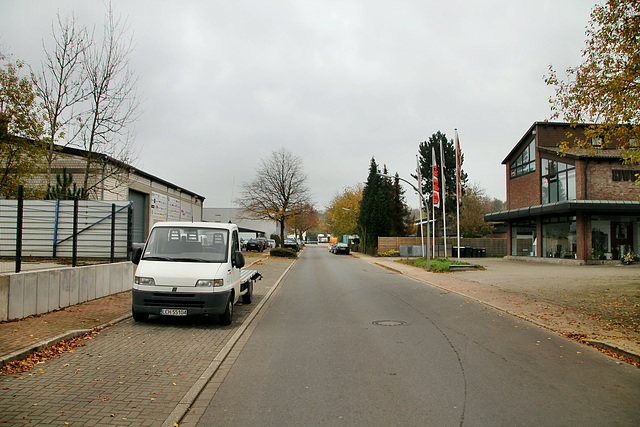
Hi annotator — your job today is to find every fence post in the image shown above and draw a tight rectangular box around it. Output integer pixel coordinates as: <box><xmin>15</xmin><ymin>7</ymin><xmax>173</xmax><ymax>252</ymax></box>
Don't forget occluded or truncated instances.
<box><xmin>110</xmin><ymin>203</ymin><xmax>116</xmax><ymax>263</ymax></box>
<box><xmin>15</xmin><ymin>185</ymin><xmax>24</xmax><ymax>273</ymax></box>
<box><xmin>127</xmin><ymin>203</ymin><xmax>133</xmax><ymax>261</ymax></box>
<box><xmin>72</xmin><ymin>197</ymin><xmax>78</xmax><ymax>267</ymax></box>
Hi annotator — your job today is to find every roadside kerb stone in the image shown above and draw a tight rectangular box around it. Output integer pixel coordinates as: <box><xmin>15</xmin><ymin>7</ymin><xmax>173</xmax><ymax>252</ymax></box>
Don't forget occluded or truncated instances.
<box><xmin>358</xmin><ymin>254</ymin><xmax>640</xmax><ymax>362</ymax></box>
<box><xmin>162</xmin><ymin>258</ymin><xmax>296</xmax><ymax>427</ymax></box>
<box><xmin>0</xmin><ymin>256</ymin><xmax>294</xmax><ymax>426</ymax></box>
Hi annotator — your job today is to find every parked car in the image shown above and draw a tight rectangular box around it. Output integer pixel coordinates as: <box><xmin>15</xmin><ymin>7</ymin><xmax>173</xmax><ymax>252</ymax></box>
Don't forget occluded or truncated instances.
<box><xmin>283</xmin><ymin>239</ymin><xmax>299</xmax><ymax>251</ymax></box>
<box><xmin>267</xmin><ymin>239</ymin><xmax>276</xmax><ymax>248</ymax></box>
<box><xmin>255</xmin><ymin>237</ymin><xmax>268</xmax><ymax>250</ymax></box>
<box><xmin>245</xmin><ymin>239</ymin><xmax>264</xmax><ymax>252</ymax></box>
<box><xmin>333</xmin><ymin>242</ymin><xmax>350</xmax><ymax>255</ymax></box>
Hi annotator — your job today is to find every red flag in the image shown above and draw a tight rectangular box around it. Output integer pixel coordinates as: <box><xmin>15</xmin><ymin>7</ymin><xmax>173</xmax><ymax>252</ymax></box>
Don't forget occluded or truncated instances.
<box><xmin>455</xmin><ymin>132</ymin><xmax>462</xmax><ymax>198</ymax></box>
<box><xmin>432</xmin><ymin>147</ymin><xmax>440</xmax><ymax>208</ymax></box>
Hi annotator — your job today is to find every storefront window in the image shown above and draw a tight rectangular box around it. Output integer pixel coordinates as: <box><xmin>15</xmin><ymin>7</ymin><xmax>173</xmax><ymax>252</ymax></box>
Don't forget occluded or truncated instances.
<box><xmin>592</xmin><ymin>216</ymin><xmax>640</xmax><ymax>260</ymax></box>
<box><xmin>542</xmin><ymin>216</ymin><xmax>577</xmax><ymax>259</ymax></box>
<box><xmin>511</xmin><ymin>220</ymin><xmax>536</xmax><ymax>256</ymax></box>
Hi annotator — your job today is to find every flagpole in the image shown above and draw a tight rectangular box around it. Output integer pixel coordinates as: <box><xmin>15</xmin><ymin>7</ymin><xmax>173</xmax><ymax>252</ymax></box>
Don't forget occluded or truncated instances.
<box><xmin>440</xmin><ymin>139</ymin><xmax>447</xmax><ymax>258</ymax></box>
<box><xmin>416</xmin><ymin>157</ymin><xmax>425</xmax><ymax>258</ymax></box>
<box><xmin>431</xmin><ymin>147</ymin><xmax>437</xmax><ymax>258</ymax></box>
<box><xmin>455</xmin><ymin>129</ymin><xmax>461</xmax><ymax>262</ymax></box>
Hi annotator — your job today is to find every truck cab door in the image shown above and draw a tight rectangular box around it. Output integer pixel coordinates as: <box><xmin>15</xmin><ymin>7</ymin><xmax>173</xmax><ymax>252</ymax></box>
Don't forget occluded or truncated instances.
<box><xmin>229</xmin><ymin>230</ymin><xmax>242</xmax><ymax>300</ymax></box>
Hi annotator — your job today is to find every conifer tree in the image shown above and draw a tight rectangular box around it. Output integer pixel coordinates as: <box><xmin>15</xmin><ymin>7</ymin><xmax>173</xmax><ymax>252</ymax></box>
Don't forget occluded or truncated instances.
<box><xmin>358</xmin><ymin>157</ymin><xmax>391</xmax><ymax>254</ymax></box>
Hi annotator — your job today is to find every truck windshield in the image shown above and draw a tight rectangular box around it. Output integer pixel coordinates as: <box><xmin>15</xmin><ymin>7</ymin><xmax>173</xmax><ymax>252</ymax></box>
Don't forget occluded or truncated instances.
<box><xmin>142</xmin><ymin>226</ymin><xmax>229</xmax><ymax>263</ymax></box>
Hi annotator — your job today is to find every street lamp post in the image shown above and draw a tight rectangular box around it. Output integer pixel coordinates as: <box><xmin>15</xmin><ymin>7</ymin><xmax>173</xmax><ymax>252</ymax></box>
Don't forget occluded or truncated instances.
<box><xmin>378</xmin><ymin>171</ymin><xmax>430</xmax><ymax>271</ymax></box>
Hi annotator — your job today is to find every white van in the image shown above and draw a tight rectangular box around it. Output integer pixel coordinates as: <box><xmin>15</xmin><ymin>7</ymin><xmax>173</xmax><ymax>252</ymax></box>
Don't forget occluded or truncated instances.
<box><xmin>132</xmin><ymin>222</ymin><xmax>260</xmax><ymax>325</ymax></box>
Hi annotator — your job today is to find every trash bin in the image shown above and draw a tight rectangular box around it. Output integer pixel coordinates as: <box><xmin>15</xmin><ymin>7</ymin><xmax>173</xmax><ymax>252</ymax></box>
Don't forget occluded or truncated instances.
<box><xmin>453</xmin><ymin>246</ymin><xmax>460</xmax><ymax>257</ymax></box>
<box><xmin>480</xmin><ymin>248</ymin><xmax>486</xmax><ymax>257</ymax></box>
<box><xmin>465</xmin><ymin>246</ymin><xmax>473</xmax><ymax>257</ymax></box>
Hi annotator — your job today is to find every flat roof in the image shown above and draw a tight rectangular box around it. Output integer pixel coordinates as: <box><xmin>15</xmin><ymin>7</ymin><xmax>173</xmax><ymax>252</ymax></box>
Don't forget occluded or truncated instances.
<box><xmin>485</xmin><ymin>200</ymin><xmax>640</xmax><ymax>221</ymax></box>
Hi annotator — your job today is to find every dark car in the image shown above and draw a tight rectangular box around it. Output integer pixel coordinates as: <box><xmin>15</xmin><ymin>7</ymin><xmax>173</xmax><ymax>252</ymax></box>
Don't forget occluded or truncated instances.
<box><xmin>333</xmin><ymin>242</ymin><xmax>350</xmax><ymax>255</ymax></box>
<box><xmin>283</xmin><ymin>239</ymin><xmax>299</xmax><ymax>251</ymax></box>
<box><xmin>245</xmin><ymin>239</ymin><xmax>264</xmax><ymax>252</ymax></box>
<box><xmin>255</xmin><ymin>237</ymin><xmax>268</xmax><ymax>250</ymax></box>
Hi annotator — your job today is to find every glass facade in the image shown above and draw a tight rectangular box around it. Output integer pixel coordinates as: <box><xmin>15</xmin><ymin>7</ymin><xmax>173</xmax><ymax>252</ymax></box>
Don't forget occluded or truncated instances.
<box><xmin>541</xmin><ymin>158</ymin><xmax>576</xmax><ymax>204</ymax></box>
<box><xmin>591</xmin><ymin>215</ymin><xmax>639</xmax><ymax>260</ymax></box>
<box><xmin>542</xmin><ymin>216</ymin><xmax>577</xmax><ymax>259</ymax></box>
<box><xmin>510</xmin><ymin>139</ymin><xmax>536</xmax><ymax>178</ymax></box>
<box><xmin>511</xmin><ymin>219</ymin><xmax>536</xmax><ymax>256</ymax></box>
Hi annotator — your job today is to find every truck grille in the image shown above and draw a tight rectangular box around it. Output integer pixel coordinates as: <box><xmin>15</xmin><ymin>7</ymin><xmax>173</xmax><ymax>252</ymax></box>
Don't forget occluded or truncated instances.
<box><xmin>143</xmin><ymin>293</ymin><xmax>205</xmax><ymax>308</ymax></box>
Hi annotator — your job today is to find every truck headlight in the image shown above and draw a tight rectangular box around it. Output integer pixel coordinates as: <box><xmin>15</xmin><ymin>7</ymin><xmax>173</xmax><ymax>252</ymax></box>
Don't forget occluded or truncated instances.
<box><xmin>196</xmin><ymin>279</ymin><xmax>224</xmax><ymax>287</ymax></box>
<box><xmin>135</xmin><ymin>276</ymin><xmax>155</xmax><ymax>286</ymax></box>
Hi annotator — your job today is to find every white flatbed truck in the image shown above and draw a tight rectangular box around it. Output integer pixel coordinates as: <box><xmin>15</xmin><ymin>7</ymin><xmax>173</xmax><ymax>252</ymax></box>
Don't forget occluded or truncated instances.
<box><xmin>131</xmin><ymin>222</ymin><xmax>261</xmax><ymax>325</ymax></box>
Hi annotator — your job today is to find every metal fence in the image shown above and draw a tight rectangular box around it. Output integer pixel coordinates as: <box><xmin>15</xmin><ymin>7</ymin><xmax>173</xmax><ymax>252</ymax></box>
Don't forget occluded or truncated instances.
<box><xmin>1</xmin><ymin>186</ymin><xmax>132</xmax><ymax>272</ymax></box>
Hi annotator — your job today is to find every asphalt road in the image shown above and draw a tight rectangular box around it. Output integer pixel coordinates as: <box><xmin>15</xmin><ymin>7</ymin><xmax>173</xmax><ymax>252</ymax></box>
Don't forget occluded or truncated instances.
<box><xmin>196</xmin><ymin>246</ymin><xmax>640</xmax><ymax>426</ymax></box>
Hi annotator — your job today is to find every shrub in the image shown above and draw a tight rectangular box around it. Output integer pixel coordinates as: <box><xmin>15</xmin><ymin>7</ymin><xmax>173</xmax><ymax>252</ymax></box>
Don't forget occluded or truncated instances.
<box><xmin>398</xmin><ymin>257</ymin><xmax>478</xmax><ymax>272</ymax></box>
<box><xmin>270</xmin><ymin>247</ymin><xmax>298</xmax><ymax>258</ymax></box>
<box><xmin>376</xmin><ymin>250</ymin><xmax>400</xmax><ymax>257</ymax></box>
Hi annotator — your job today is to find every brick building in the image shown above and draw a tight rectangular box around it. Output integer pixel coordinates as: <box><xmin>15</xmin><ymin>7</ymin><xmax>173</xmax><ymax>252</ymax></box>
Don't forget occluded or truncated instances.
<box><xmin>485</xmin><ymin>122</ymin><xmax>640</xmax><ymax>262</ymax></box>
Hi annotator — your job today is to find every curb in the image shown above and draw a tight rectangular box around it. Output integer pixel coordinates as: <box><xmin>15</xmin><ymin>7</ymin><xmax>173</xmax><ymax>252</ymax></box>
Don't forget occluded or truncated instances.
<box><xmin>0</xmin><ymin>313</ymin><xmax>132</xmax><ymax>367</ymax></box>
<box><xmin>365</xmin><ymin>257</ymin><xmax>640</xmax><ymax>366</ymax></box>
<box><xmin>162</xmin><ymin>258</ymin><xmax>297</xmax><ymax>427</ymax></box>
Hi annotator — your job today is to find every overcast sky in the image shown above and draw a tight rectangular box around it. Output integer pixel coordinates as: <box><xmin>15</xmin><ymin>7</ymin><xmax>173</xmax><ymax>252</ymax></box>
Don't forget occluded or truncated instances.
<box><xmin>1</xmin><ymin>0</ymin><xmax>597</xmax><ymax>209</ymax></box>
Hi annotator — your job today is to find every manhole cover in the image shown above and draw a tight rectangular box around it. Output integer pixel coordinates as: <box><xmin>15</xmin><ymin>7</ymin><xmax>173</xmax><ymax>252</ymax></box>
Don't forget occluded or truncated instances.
<box><xmin>372</xmin><ymin>320</ymin><xmax>408</xmax><ymax>326</ymax></box>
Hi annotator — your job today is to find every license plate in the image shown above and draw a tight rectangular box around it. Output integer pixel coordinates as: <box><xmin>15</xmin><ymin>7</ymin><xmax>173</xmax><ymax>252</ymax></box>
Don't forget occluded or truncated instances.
<box><xmin>160</xmin><ymin>308</ymin><xmax>187</xmax><ymax>316</ymax></box>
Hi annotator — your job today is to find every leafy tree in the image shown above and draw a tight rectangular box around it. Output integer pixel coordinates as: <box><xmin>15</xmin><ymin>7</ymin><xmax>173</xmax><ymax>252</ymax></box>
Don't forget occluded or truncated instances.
<box><xmin>237</xmin><ymin>148</ymin><xmax>311</xmax><ymax>245</ymax></box>
<box><xmin>546</xmin><ymin>0</ymin><xmax>640</xmax><ymax>170</ymax></box>
<box><xmin>459</xmin><ymin>182</ymin><xmax>499</xmax><ymax>238</ymax></box>
<box><xmin>0</xmin><ymin>53</ymin><xmax>47</xmax><ymax>198</ymax></box>
<box><xmin>325</xmin><ymin>183</ymin><xmax>363</xmax><ymax>238</ymax></box>
<box><xmin>358</xmin><ymin>158</ymin><xmax>391</xmax><ymax>254</ymax></box>
<box><xmin>289</xmin><ymin>202</ymin><xmax>319</xmax><ymax>240</ymax></box>
<box><xmin>415</xmin><ymin>131</ymin><xmax>468</xmax><ymax>216</ymax></box>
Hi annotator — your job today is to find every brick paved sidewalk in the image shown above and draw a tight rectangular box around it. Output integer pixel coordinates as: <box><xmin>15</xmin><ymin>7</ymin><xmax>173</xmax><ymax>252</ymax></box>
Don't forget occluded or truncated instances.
<box><xmin>0</xmin><ymin>255</ymin><xmax>293</xmax><ymax>426</ymax></box>
<box><xmin>0</xmin><ymin>292</ymin><xmax>132</xmax><ymax>364</ymax></box>
<box><xmin>0</xmin><ymin>254</ymin><xmax>270</xmax><ymax>365</ymax></box>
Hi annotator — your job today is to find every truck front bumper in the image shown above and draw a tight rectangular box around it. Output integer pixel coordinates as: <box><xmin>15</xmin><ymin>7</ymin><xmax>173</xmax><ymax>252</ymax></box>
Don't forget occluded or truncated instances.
<box><xmin>132</xmin><ymin>288</ymin><xmax>232</xmax><ymax>317</ymax></box>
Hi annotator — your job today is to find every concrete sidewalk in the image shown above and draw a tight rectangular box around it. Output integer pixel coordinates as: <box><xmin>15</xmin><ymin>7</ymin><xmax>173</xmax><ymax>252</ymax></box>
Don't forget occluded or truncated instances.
<box><xmin>357</xmin><ymin>254</ymin><xmax>640</xmax><ymax>363</ymax></box>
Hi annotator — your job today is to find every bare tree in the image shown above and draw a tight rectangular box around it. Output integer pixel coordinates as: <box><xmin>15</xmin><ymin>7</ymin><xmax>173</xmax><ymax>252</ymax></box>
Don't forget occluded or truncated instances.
<box><xmin>79</xmin><ymin>4</ymin><xmax>141</xmax><ymax>198</ymax></box>
<box><xmin>238</xmin><ymin>148</ymin><xmax>311</xmax><ymax>244</ymax></box>
<box><xmin>32</xmin><ymin>13</ymin><xmax>89</xmax><ymax>188</ymax></box>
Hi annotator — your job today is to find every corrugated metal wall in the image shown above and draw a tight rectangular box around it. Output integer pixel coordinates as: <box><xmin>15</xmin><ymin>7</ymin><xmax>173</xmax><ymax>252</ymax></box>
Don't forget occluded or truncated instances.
<box><xmin>0</xmin><ymin>200</ymin><xmax>130</xmax><ymax>258</ymax></box>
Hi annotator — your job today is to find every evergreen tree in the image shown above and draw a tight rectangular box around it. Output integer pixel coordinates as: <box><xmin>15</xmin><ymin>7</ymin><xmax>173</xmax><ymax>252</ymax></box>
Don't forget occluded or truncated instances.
<box><xmin>389</xmin><ymin>172</ymin><xmax>412</xmax><ymax>237</ymax></box>
<box><xmin>415</xmin><ymin>131</ymin><xmax>468</xmax><ymax>215</ymax></box>
<box><xmin>358</xmin><ymin>157</ymin><xmax>391</xmax><ymax>254</ymax></box>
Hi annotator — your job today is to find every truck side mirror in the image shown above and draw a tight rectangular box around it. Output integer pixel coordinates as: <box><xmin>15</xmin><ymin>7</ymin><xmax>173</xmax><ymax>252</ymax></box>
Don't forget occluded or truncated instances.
<box><xmin>233</xmin><ymin>251</ymin><xmax>245</xmax><ymax>268</ymax></box>
<box><xmin>132</xmin><ymin>245</ymin><xmax>143</xmax><ymax>265</ymax></box>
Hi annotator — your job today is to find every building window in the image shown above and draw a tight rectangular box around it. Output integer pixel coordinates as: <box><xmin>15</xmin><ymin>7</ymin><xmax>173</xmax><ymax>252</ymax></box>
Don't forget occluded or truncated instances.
<box><xmin>511</xmin><ymin>219</ymin><xmax>536</xmax><ymax>256</ymax></box>
<box><xmin>510</xmin><ymin>138</ymin><xmax>536</xmax><ymax>178</ymax></box>
<box><xmin>592</xmin><ymin>215</ymin><xmax>640</xmax><ymax>260</ymax></box>
<box><xmin>541</xmin><ymin>158</ymin><xmax>576</xmax><ymax>204</ymax></box>
<box><xmin>542</xmin><ymin>216</ymin><xmax>576</xmax><ymax>259</ymax></box>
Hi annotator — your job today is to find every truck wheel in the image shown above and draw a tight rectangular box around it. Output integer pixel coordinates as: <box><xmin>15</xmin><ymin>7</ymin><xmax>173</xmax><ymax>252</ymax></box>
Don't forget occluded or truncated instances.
<box><xmin>242</xmin><ymin>280</ymin><xmax>253</xmax><ymax>304</ymax></box>
<box><xmin>132</xmin><ymin>308</ymin><xmax>149</xmax><ymax>322</ymax></box>
<box><xmin>219</xmin><ymin>296</ymin><xmax>234</xmax><ymax>326</ymax></box>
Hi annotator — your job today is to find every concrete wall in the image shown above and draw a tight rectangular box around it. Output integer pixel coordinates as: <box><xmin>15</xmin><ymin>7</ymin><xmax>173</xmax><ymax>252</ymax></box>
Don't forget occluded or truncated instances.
<box><xmin>0</xmin><ymin>262</ymin><xmax>133</xmax><ymax>321</ymax></box>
